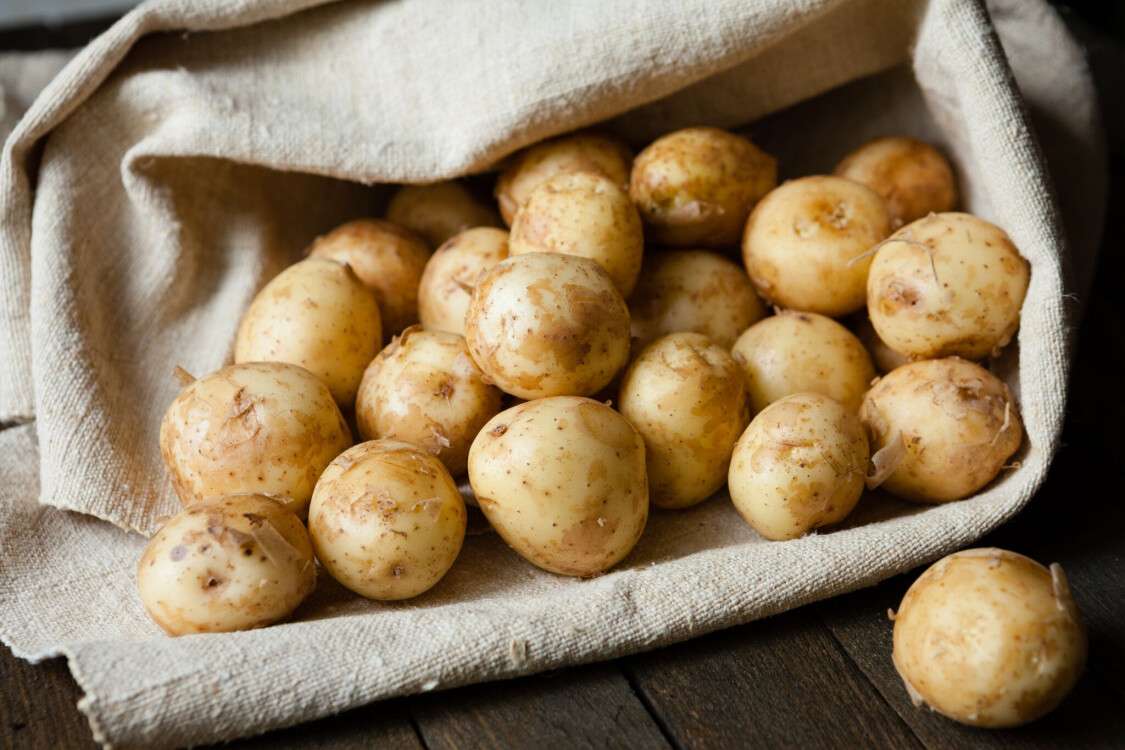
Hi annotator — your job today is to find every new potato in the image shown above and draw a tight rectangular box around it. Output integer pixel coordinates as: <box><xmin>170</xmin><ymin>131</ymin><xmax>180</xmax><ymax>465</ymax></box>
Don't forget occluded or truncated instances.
<box><xmin>385</xmin><ymin>181</ymin><xmax>501</xmax><ymax>248</ymax></box>
<box><xmin>853</xmin><ymin>314</ymin><xmax>909</xmax><ymax>373</ymax></box>
<box><xmin>417</xmin><ymin>226</ymin><xmax>509</xmax><ymax>336</ymax></box>
<box><xmin>835</xmin><ymin>136</ymin><xmax>958</xmax><ymax>226</ymax></box>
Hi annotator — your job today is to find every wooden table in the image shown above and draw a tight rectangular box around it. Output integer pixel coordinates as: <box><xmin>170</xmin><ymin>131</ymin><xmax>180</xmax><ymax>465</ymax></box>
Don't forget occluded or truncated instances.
<box><xmin>3</xmin><ymin>7</ymin><xmax>1123</xmax><ymax>749</ymax></box>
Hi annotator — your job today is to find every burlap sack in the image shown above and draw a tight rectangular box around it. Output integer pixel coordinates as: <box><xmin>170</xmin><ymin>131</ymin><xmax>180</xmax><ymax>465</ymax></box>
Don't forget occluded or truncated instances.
<box><xmin>0</xmin><ymin>0</ymin><xmax>1105</xmax><ymax>746</ymax></box>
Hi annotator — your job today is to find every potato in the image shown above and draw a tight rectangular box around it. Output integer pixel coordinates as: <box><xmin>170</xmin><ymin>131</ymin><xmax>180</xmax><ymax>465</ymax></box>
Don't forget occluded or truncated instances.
<box><xmin>618</xmin><ymin>333</ymin><xmax>750</xmax><ymax>509</ymax></box>
<box><xmin>742</xmin><ymin>175</ymin><xmax>891</xmax><ymax>317</ymax></box>
<box><xmin>835</xmin><ymin>136</ymin><xmax>957</xmax><ymax>227</ymax></box>
<box><xmin>629</xmin><ymin>126</ymin><xmax>776</xmax><ymax>247</ymax></box>
<box><xmin>137</xmin><ymin>494</ymin><xmax>316</xmax><ymax>635</ymax></box>
<box><xmin>355</xmin><ymin>327</ymin><xmax>502</xmax><ymax>476</ymax></box>
<box><xmin>417</xmin><ymin>227</ymin><xmax>509</xmax><ymax>336</ymax></box>
<box><xmin>893</xmin><ymin>549</ymin><xmax>1086</xmax><ymax>728</ymax></box>
<box><xmin>859</xmin><ymin>357</ymin><xmax>1022</xmax><ymax>503</ymax></box>
<box><xmin>628</xmin><ymin>249</ymin><xmax>766</xmax><ymax>349</ymax></box>
<box><xmin>867</xmin><ymin>212</ymin><xmax>1030</xmax><ymax>360</ymax></box>
<box><xmin>495</xmin><ymin>131</ymin><xmax>633</xmax><ymax>225</ymax></box>
<box><xmin>385</xmin><ymin>181</ymin><xmax>501</xmax><ymax>248</ymax></box>
<box><xmin>509</xmin><ymin>172</ymin><xmax>644</xmax><ymax>296</ymax></box>
<box><xmin>465</xmin><ymin>252</ymin><xmax>630</xmax><ymax>399</ymax></box>
<box><xmin>853</xmin><ymin>314</ymin><xmax>909</xmax><ymax>373</ymax></box>
<box><xmin>468</xmin><ymin>397</ymin><xmax>648</xmax><ymax>577</ymax></box>
<box><xmin>308</xmin><ymin>440</ymin><xmax>466</xmax><ymax>600</ymax></box>
<box><xmin>308</xmin><ymin>218</ymin><xmax>431</xmax><ymax>337</ymax></box>
<box><xmin>728</xmin><ymin>393</ymin><xmax>868</xmax><ymax>540</ymax></box>
<box><xmin>235</xmin><ymin>257</ymin><xmax>381</xmax><ymax>405</ymax></box>
<box><xmin>731</xmin><ymin>311</ymin><xmax>876</xmax><ymax>413</ymax></box>
<box><xmin>160</xmin><ymin>362</ymin><xmax>352</xmax><ymax>515</ymax></box>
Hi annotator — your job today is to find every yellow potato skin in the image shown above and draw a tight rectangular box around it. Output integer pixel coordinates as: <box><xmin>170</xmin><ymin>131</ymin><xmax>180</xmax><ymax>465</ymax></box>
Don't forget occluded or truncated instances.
<box><xmin>893</xmin><ymin>549</ymin><xmax>1086</xmax><ymax>728</ymax></box>
<box><xmin>468</xmin><ymin>397</ymin><xmax>648</xmax><ymax>577</ymax></box>
<box><xmin>234</xmin><ymin>257</ymin><xmax>381</xmax><ymax>406</ymax></box>
<box><xmin>630</xmin><ymin>126</ymin><xmax>776</xmax><ymax>247</ymax></box>
<box><xmin>628</xmin><ymin>249</ymin><xmax>766</xmax><ymax>350</ymax></box>
<box><xmin>509</xmin><ymin>172</ymin><xmax>644</xmax><ymax>296</ymax></box>
<box><xmin>618</xmin><ymin>333</ymin><xmax>750</xmax><ymax>509</ymax></box>
<box><xmin>731</xmin><ymin>311</ymin><xmax>876</xmax><ymax>413</ymax></box>
<box><xmin>853</xmin><ymin>314</ymin><xmax>909</xmax><ymax>374</ymax></box>
<box><xmin>742</xmin><ymin>175</ymin><xmax>891</xmax><ymax>317</ymax></box>
<box><xmin>418</xmin><ymin>227</ymin><xmax>509</xmax><ymax>336</ymax></box>
<box><xmin>308</xmin><ymin>218</ymin><xmax>431</xmax><ymax>338</ymax></box>
<box><xmin>835</xmin><ymin>136</ymin><xmax>958</xmax><ymax>227</ymax></box>
<box><xmin>859</xmin><ymin>357</ymin><xmax>1022</xmax><ymax>503</ymax></box>
<box><xmin>159</xmin><ymin>362</ymin><xmax>352</xmax><ymax>515</ymax></box>
<box><xmin>385</xmin><ymin>181</ymin><xmax>501</xmax><ymax>248</ymax></box>
<box><xmin>137</xmin><ymin>495</ymin><xmax>316</xmax><ymax>636</ymax></box>
<box><xmin>355</xmin><ymin>327</ymin><xmax>502</xmax><ymax>477</ymax></box>
<box><xmin>308</xmin><ymin>440</ymin><xmax>466</xmax><ymax>601</ymax></box>
<box><xmin>867</xmin><ymin>212</ymin><xmax>1030</xmax><ymax>360</ymax></box>
<box><xmin>728</xmin><ymin>393</ymin><xmax>868</xmax><ymax>541</ymax></box>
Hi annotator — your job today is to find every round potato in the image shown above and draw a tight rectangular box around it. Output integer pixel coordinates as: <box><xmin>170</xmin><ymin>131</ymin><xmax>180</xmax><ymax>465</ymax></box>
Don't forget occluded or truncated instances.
<box><xmin>495</xmin><ymin>131</ymin><xmax>633</xmax><ymax>225</ymax></box>
<box><xmin>308</xmin><ymin>218</ymin><xmax>430</xmax><ymax>337</ymax></box>
<box><xmin>618</xmin><ymin>333</ymin><xmax>750</xmax><ymax>509</ymax></box>
<box><xmin>137</xmin><ymin>494</ymin><xmax>316</xmax><ymax>635</ymax></box>
<box><xmin>235</xmin><ymin>257</ymin><xmax>381</xmax><ymax>405</ymax></box>
<box><xmin>853</xmin><ymin>314</ymin><xmax>909</xmax><ymax>373</ymax></box>
<box><xmin>385</xmin><ymin>181</ymin><xmax>501</xmax><ymax>248</ymax></box>
<box><xmin>629</xmin><ymin>126</ymin><xmax>776</xmax><ymax>247</ymax></box>
<box><xmin>731</xmin><ymin>311</ymin><xmax>876</xmax><ymax>413</ymax></box>
<box><xmin>628</xmin><ymin>249</ymin><xmax>766</xmax><ymax>349</ymax></box>
<box><xmin>509</xmin><ymin>172</ymin><xmax>644</xmax><ymax>296</ymax></box>
<box><xmin>742</xmin><ymin>175</ymin><xmax>891</xmax><ymax>317</ymax></box>
<box><xmin>465</xmin><ymin>252</ymin><xmax>630</xmax><ymax>399</ymax></box>
<box><xmin>835</xmin><ymin>136</ymin><xmax>957</xmax><ymax>227</ymax></box>
<box><xmin>308</xmin><ymin>440</ymin><xmax>466</xmax><ymax>600</ymax></box>
<box><xmin>859</xmin><ymin>357</ymin><xmax>1022</xmax><ymax>503</ymax></box>
<box><xmin>468</xmin><ymin>397</ymin><xmax>648</xmax><ymax>577</ymax></box>
<box><xmin>893</xmin><ymin>549</ymin><xmax>1086</xmax><ymax>728</ymax></box>
<box><xmin>160</xmin><ymin>362</ymin><xmax>352</xmax><ymax>514</ymax></box>
<box><xmin>867</xmin><ymin>212</ymin><xmax>1030</xmax><ymax>360</ymax></box>
<box><xmin>355</xmin><ymin>327</ymin><xmax>502</xmax><ymax>476</ymax></box>
<box><xmin>728</xmin><ymin>393</ymin><xmax>868</xmax><ymax>541</ymax></box>
<box><xmin>417</xmin><ymin>227</ymin><xmax>509</xmax><ymax>336</ymax></box>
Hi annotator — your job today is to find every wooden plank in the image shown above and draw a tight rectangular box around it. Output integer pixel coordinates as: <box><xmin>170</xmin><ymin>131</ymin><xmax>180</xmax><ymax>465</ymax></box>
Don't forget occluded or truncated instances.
<box><xmin>625</xmin><ymin>607</ymin><xmax>924</xmax><ymax>749</ymax></box>
<box><xmin>411</xmin><ymin>663</ymin><xmax>671</xmax><ymax>750</ymax></box>
<box><xmin>0</xmin><ymin>647</ymin><xmax>97</xmax><ymax>750</ymax></box>
<box><xmin>222</xmin><ymin>697</ymin><xmax>423</xmax><ymax>750</ymax></box>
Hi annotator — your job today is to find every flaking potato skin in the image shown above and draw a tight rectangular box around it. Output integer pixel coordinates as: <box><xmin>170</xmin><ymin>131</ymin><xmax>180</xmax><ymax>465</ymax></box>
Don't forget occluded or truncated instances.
<box><xmin>859</xmin><ymin>357</ymin><xmax>1022</xmax><ymax>503</ymax></box>
<box><xmin>234</xmin><ymin>257</ymin><xmax>381</xmax><ymax>406</ymax></box>
<box><xmin>385</xmin><ymin>181</ymin><xmax>502</xmax><ymax>248</ymax></box>
<box><xmin>467</xmin><ymin>397</ymin><xmax>648</xmax><ymax>577</ymax></box>
<box><xmin>867</xmin><ymin>212</ymin><xmax>1030</xmax><ymax>360</ymax></box>
<box><xmin>618</xmin><ymin>333</ymin><xmax>750</xmax><ymax>509</ymax></box>
<box><xmin>464</xmin><ymin>253</ymin><xmax>631</xmax><ymax>399</ymax></box>
<box><xmin>835</xmin><ymin>136</ymin><xmax>958</xmax><ymax>227</ymax></box>
<box><xmin>137</xmin><ymin>494</ymin><xmax>316</xmax><ymax>636</ymax></box>
<box><xmin>159</xmin><ymin>362</ymin><xmax>352</xmax><ymax>515</ymax></box>
<box><xmin>355</xmin><ymin>327</ymin><xmax>502</xmax><ymax>477</ymax></box>
<box><xmin>417</xmin><ymin>227</ymin><xmax>510</xmax><ymax>336</ymax></box>
<box><xmin>308</xmin><ymin>440</ymin><xmax>467</xmax><ymax>601</ymax></box>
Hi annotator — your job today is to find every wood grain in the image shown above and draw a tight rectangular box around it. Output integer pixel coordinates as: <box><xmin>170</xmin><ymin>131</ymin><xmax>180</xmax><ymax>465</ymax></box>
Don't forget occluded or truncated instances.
<box><xmin>0</xmin><ymin>652</ymin><xmax>96</xmax><ymax>750</ymax></box>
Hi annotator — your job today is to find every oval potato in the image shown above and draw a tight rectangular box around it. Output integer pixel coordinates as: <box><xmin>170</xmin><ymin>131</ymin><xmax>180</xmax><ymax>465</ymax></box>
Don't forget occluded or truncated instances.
<box><xmin>417</xmin><ymin>226</ymin><xmax>509</xmax><ymax>336</ymax></box>
<box><xmin>835</xmin><ymin>136</ymin><xmax>957</xmax><ymax>227</ymax></box>
<box><xmin>385</xmin><ymin>181</ymin><xmax>501</xmax><ymax>248</ymax></box>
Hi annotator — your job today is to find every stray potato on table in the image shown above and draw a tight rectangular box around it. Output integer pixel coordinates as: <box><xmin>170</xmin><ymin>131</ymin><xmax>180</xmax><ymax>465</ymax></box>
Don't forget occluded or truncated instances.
<box><xmin>385</xmin><ymin>181</ymin><xmax>501</xmax><ymax>248</ymax></box>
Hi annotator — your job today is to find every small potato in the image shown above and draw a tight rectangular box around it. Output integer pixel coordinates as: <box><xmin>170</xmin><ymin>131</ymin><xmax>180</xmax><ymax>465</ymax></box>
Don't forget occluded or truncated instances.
<box><xmin>628</xmin><ymin>249</ymin><xmax>766</xmax><ymax>349</ymax></box>
<box><xmin>509</xmin><ymin>172</ymin><xmax>644</xmax><ymax>296</ymax></box>
<box><xmin>355</xmin><ymin>327</ymin><xmax>502</xmax><ymax>476</ymax></box>
<box><xmin>853</xmin><ymin>314</ymin><xmax>909</xmax><ymax>374</ymax></box>
<box><xmin>308</xmin><ymin>440</ymin><xmax>466</xmax><ymax>600</ymax></box>
<box><xmin>468</xmin><ymin>397</ymin><xmax>648</xmax><ymax>577</ymax></box>
<box><xmin>417</xmin><ymin>227</ymin><xmax>509</xmax><ymax>336</ymax></box>
<box><xmin>235</xmin><ymin>257</ymin><xmax>381</xmax><ymax>405</ymax></box>
<box><xmin>835</xmin><ymin>136</ymin><xmax>958</xmax><ymax>227</ymax></box>
<box><xmin>893</xmin><ymin>549</ymin><xmax>1086</xmax><ymax>728</ymax></box>
<box><xmin>160</xmin><ymin>362</ymin><xmax>352</xmax><ymax>514</ymax></box>
<box><xmin>860</xmin><ymin>357</ymin><xmax>1022</xmax><ymax>503</ymax></box>
<box><xmin>742</xmin><ymin>175</ymin><xmax>891</xmax><ymax>317</ymax></box>
<box><xmin>465</xmin><ymin>253</ymin><xmax>630</xmax><ymax>399</ymax></box>
<box><xmin>630</xmin><ymin>127</ymin><xmax>776</xmax><ymax>247</ymax></box>
<box><xmin>731</xmin><ymin>311</ymin><xmax>876</xmax><ymax>413</ymax></box>
<box><xmin>867</xmin><ymin>212</ymin><xmax>1030</xmax><ymax>360</ymax></box>
<box><xmin>137</xmin><ymin>495</ymin><xmax>316</xmax><ymax>635</ymax></box>
<box><xmin>495</xmin><ymin>131</ymin><xmax>633</xmax><ymax>225</ymax></box>
<box><xmin>385</xmin><ymin>181</ymin><xmax>502</xmax><ymax>248</ymax></box>
<box><xmin>618</xmin><ymin>333</ymin><xmax>750</xmax><ymax>509</ymax></box>
<box><xmin>728</xmin><ymin>393</ymin><xmax>868</xmax><ymax>541</ymax></box>
<box><xmin>308</xmin><ymin>218</ymin><xmax>431</xmax><ymax>337</ymax></box>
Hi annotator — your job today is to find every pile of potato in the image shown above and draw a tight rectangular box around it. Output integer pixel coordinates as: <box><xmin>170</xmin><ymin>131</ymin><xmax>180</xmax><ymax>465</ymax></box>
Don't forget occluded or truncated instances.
<box><xmin>138</xmin><ymin>126</ymin><xmax>1084</xmax><ymax>727</ymax></box>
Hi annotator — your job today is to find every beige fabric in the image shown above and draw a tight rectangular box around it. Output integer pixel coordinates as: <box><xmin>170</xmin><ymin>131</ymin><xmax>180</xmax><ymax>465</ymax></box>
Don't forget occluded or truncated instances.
<box><xmin>0</xmin><ymin>0</ymin><xmax>1105</xmax><ymax>747</ymax></box>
